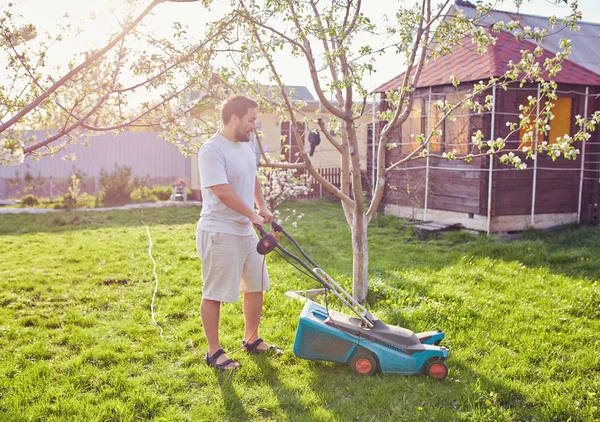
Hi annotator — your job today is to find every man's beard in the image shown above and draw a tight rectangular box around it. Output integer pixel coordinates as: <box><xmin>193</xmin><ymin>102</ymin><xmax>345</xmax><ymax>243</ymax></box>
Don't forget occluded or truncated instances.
<box><xmin>235</xmin><ymin>128</ymin><xmax>251</xmax><ymax>142</ymax></box>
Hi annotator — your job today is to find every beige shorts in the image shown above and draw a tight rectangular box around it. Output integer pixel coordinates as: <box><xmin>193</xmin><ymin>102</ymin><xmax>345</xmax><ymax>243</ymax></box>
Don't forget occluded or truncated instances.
<box><xmin>196</xmin><ymin>230</ymin><xmax>270</xmax><ymax>303</ymax></box>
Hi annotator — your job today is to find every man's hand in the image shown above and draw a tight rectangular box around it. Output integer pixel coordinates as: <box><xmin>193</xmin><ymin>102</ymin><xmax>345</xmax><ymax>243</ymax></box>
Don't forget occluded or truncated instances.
<box><xmin>258</xmin><ymin>206</ymin><xmax>274</xmax><ymax>224</ymax></box>
<box><xmin>249</xmin><ymin>213</ymin><xmax>266</xmax><ymax>226</ymax></box>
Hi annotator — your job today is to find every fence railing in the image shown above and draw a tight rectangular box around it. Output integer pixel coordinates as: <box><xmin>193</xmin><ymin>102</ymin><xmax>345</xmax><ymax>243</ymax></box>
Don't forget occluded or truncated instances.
<box><xmin>294</xmin><ymin>167</ymin><xmax>372</xmax><ymax>200</ymax></box>
<box><xmin>295</xmin><ymin>167</ymin><xmax>341</xmax><ymax>199</ymax></box>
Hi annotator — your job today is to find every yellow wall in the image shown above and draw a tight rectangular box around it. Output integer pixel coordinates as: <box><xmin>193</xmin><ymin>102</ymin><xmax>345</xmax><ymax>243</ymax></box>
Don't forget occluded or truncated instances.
<box><xmin>189</xmin><ymin>108</ymin><xmax>373</xmax><ymax>192</ymax></box>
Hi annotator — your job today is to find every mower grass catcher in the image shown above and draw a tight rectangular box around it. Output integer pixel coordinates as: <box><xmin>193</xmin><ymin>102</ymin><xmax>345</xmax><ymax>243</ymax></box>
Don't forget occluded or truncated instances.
<box><xmin>255</xmin><ymin>223</ymin><xmax>449</xmax><ymax>379</ymax></box>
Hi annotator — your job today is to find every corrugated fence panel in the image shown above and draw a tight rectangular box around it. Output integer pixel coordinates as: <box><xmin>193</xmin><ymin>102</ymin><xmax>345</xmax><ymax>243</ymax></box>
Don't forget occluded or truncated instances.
<box><xmin>0</xmin><ymin>131</ymin><xmax>190</xmax><ymax>179</ymax></box>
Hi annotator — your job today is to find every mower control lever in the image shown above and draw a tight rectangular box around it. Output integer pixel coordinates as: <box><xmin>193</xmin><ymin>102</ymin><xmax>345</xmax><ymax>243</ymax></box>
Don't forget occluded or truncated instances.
<box><xmin>257</xmin><ymin>234</ymin><xmax>278</xmax><ymax>255</ymax></box>
<box><xmin>253</xmin><ymin>223</ymin><xmax>279</xmax><ymax>255</ymax></box>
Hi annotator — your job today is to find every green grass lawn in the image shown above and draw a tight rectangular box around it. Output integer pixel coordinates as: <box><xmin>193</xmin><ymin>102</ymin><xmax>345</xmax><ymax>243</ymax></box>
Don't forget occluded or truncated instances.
<box><xmin>0</xmin><ymin>200</ymin><xmax>599</xmax><ymax>421</ymax></box>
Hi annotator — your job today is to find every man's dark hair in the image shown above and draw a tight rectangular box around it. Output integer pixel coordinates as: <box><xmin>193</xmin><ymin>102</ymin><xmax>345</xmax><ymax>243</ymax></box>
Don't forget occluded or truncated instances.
<box><xmin>221</xmin><ymin>96</ymin><xmax>258</xmax><ymax>124</ymax></box>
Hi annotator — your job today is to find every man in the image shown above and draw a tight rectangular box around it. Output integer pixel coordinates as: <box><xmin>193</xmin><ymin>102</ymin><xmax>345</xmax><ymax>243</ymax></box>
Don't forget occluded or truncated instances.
<box><xmin>196</xmin><ymin>95</ymin><xmax>282</xmax><ymax>371</ymax></box>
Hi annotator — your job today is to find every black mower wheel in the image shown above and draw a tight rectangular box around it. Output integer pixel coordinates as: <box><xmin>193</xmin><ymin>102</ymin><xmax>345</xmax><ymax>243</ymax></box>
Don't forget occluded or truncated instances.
<box><xmin>350</xmin><ymin>350</ymin><xmax>379</xmax><ymax>376</ymax></box>
<box><xmin>425</xmin><ymin>360</ymin><xmax>448</xmax><ymax>380</ymax></box>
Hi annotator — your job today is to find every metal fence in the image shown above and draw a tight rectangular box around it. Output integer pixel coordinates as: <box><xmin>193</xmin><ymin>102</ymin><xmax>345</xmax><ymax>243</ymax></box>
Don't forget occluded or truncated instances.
<box><xmin>0</xmin><ymin>131</ymin><xmax>190</xmax><ymax>199</ymax></box>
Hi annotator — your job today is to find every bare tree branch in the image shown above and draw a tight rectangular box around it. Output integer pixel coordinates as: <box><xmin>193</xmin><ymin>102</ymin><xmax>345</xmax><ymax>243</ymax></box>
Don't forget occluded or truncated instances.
<box><xmin>368</xmin><ymin>0</ymin><xmax>432</xmax><ymax>219</ymax></box>
<box><xmin>309</xmin><ymin>0</ymin><xmax>345</xmax><ymax>107</ymax></box>
<box><xmin>316</xmin><ymin>117</ymin><xmax>343</xmax><ymax>152</ymax></box>
<box><xmin>116</xmin><ymin>15</ymin><xmax>235</xmax><ymax>94</ymax></box>
<box><xmin>23</xmin><ymin>93</ymin><xmax>110</xmax><ymax>154</ymax></box>
<box><xmin>239</xmin><ymin>0</ymin><xmax>353</xmax><ymax>206</ymax></box>
<box><xmin>0</xmin><ymin>0</ymin><xmax>186</xmax><ymax>134</ymax></box>
<box><xmin>283</xmin><ymin>0</ymin><xmax>347</xmax><ymax>120</ymax></box>
<box><xmin>344</xmin><ymin>0</ymin><xmax>361</xmax><ymax>38</ymax></box>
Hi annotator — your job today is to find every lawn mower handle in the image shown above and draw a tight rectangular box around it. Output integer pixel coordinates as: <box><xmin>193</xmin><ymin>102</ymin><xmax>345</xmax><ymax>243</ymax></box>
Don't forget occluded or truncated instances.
<box><xmin>258</xmin><ymin>222</ymin><xmax>319</xmax><ymax>268</ymax></box>
<box><xmin>253</xmin><ymin>222</ymin><xmax>321</xmax><ymax>279</ymax></box>
<box><xmin>253</xmin><ymin>222</ymin><xmax>376</xmax><ymax>328</ymax></box>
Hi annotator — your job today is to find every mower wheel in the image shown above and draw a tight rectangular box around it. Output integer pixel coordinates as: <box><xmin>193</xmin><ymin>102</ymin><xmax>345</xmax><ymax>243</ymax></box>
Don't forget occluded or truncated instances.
<box><xmin>425</xmin><ymin>360</ymin><xmax>448</xmax><ymax>380</ymax></box>
<box><xmin>350</xmin><ymin>350</ymin><xmax>379</xmax><ymax>376</ymax></box>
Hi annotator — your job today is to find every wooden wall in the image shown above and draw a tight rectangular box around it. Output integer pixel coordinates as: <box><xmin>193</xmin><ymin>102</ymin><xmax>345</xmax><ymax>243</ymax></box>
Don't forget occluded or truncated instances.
<box><xmin>490</xmin><ymin>84</ymin><xmax>586</xmax><ymax>216</ymax></box>
<box><xmin>581</xmin><ymin>91</ymin><xmax>600</xmax><ymax>224</ymax></box>
<box><xmin>378</xmin><ymin>83</ymin><xmax>600</xmax><ymax>222</ymax></box>
<box><xmin>380</xmin><ymin>85</ymin><xmax>489</xmax><ymax>215</ymax></box>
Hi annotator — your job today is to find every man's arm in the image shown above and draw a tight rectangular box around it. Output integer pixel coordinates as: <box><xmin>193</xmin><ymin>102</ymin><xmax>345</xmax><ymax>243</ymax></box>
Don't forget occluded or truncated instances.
<box><xmin>254</xmin><ymin>176</ymin><xmax>273</xmax><ymax>224</ymax></box>
<box><xmin>211</xmin><ymin>183</ymin><xmax>265</xmax><ymax>226</ymax></box>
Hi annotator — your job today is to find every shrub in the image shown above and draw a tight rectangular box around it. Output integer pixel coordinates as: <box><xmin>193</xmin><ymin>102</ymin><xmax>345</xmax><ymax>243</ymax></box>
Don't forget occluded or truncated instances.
<box><xmin>61</xmin><ymin>173</ymin><xmax>82</xmax><ymax>210</ymax></box>
<box><xmin>131</xmin><ymin>187</ymin><xmax>158</xmax><ymax>203</ymax></box>
<box><xmin>150</xmin><ymin>185</ymin><xmax>172</xmax><ymax>201</ymax></box>
<box><xmin>76</xmin><ymin>193</ymin><xmax>96</xmax><ymax>209</ymax></box>
<box><xmin>20</xmin><ymin>194</ymin><xmax>39</xmax><ymax>207</ymax></box>
<box><xmin>258</xmin><ymin>165</ymin><xmax>312</xmax><ymax>211</ymax></box>
<box><xmin>62</xmin><ymin>193</ymin><xmax>77</xmax><ymax>210</ymax></box>
<box><xmin>99</xmin><ymin>165</ymin><xmax>135</xmax><ymax>206</ymax></box>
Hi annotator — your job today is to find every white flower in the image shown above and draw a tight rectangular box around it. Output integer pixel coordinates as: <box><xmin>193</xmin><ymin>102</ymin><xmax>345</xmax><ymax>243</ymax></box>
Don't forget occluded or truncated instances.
<box><xmin>0</xmin><ymin>141</ymin><xmax>25</xmax><ymax>167</ymax></box>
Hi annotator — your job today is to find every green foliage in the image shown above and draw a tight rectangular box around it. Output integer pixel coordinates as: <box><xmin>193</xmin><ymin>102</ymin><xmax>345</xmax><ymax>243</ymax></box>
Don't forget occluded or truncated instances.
<box><xmin>0</xmin><ymin>201</ymin><xmax>599</xmax><ymax>421</ymax></box>
<box><xmin>22</xmin><ymin>171</ymin><xmax>44</xmax><ymax>196</ymax></box>
<box><xmin>131</xmin><ymin>186</ymin><xmax>158</xmax><ymax>204</ymax></box>
<box><xmin>98</xmin><ymin>165</ymin><xmax>146</xmax><ymax>206</ymax></box>
<box><xmin>19</xmin><ymin>194</ymin><xmax>39</xmax><ymax>206</ymax></box>
<box><xmin>370</xmin><ymin>213</ymin><xmax>404</xmax><ymax>230</ymax></box>
<box><xmin>149</xmin><ymin>185</ymin><xmax>173</xmax><ymax>201</ymax></box>
<box><xmin>61</xmin><ymin>173</ymin><xmax>81</xmax><ymax>210</ymax></box>
<box><xmin>75</xmin><ymin>193</ymin><xmax>96</xmax><ymax>209</ymax></box>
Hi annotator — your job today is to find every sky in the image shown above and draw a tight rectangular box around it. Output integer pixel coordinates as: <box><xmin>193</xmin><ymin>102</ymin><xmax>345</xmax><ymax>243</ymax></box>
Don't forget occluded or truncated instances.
<box><xmin>4</xmin><ymin>0</ymin><xmax>600</xmax><ymax>101</ymax></box>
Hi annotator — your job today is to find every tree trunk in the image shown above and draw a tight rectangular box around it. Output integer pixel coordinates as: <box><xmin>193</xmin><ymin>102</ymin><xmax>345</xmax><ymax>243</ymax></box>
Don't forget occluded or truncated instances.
<box><xmin>351</xmin><ymin>213</ymin><xmax>368</xmax><ymax>303</ymax></box>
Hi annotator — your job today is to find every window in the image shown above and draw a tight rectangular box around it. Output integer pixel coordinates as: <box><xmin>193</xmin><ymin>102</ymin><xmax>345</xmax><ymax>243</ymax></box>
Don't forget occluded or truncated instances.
<box><xmin>401</xmin><ymin>99</ymin><xmax>423</xmax><ymax>154</ymax></box>
<box><xmin>444</xmin><ymin>93</ymin><xmax>470</xmax><ymax>155</ymax></box>
<box><xmin>425</xmin><ymin>99</ymin><xmax>442</xmax><ymax>153</ymax></box>
<box><xmin>519</xmin><ymin>95</ymin><xmax>572</xmax><ymax>150</ymax></box>
<box><xmin>548</xmin><ymin>97</ymin><xmax>572</xmax><ymax>143</ymax></box>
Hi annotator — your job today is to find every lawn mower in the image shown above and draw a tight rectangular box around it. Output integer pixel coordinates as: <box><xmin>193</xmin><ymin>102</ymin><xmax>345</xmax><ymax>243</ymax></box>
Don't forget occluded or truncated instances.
<box><xmin>255</xmin><ymin>222</ymin><xmax>449</xmax><ymax>378</ymax></box>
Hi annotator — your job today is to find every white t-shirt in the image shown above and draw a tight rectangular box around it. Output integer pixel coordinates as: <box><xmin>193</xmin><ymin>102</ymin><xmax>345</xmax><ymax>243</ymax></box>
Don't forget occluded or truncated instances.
<box><xmin>197</xmin><ymin>132</ymin><xmax>257</xmax><ymax>236</ymax></box>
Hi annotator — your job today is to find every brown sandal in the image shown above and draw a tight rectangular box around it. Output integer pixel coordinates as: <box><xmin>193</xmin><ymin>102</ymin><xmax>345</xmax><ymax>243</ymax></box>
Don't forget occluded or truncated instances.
<box><xmin>205</xmin><ymin>349</ymin><xmax>240</xmax><ymax>370</ymax></box>
<box><xmin>242</xmin><ymin>338</ymin><xmax>283</xmax><ymax>355</ymax></box>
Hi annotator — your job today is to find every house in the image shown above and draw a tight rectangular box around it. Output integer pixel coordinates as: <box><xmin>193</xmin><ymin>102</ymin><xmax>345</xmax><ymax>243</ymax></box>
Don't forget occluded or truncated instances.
<box><xmin>188</xmin><ymin>86</ymin><xmax>376</xmax><ymax>201</ymax></box>
<box><xmin>372</xmin><ymin>0</ymin><xmax>600</xmax><ymax>232</ymax></box>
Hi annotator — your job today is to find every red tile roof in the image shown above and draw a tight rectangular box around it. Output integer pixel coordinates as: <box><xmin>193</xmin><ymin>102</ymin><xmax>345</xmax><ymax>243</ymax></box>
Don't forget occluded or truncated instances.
<box><xmin>374</xmin><ymin>31</ymin><xmax>600</xmax><ymax>93</ymax></box>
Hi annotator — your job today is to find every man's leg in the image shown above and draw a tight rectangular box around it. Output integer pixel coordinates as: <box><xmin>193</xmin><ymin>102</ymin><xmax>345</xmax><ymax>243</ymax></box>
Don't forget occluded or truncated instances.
<box><xmin>243</xmin><ymin>291</ymin><xmax>263</xmax><ymax>344</ymax></box>
<box><xmin>201</xmin><ymin>298</ymin><xmax>239</xmax><ymax>368</ymax></box>
<box><xmin>242</xmin><ymin>291</ymin><xmax>281</xmax><ymax>352</ymax></box>
<box><xmin>241</xmin><ymin>231</ymin><xmax>276</xmax><ymax>352</ymax></box>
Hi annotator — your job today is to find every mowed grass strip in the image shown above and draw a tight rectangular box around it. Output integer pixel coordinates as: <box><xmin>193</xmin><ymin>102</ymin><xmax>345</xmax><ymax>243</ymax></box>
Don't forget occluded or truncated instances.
<box><xmin>0</xmin><ymin>201</ymin><xmax>598</xmax><ymax>421</ymax></box>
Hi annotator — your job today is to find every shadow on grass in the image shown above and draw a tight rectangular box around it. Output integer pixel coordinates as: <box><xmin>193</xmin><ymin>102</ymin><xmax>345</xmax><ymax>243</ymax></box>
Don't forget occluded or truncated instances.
<box><xmin>247</xmin><ymin>349</ymin><xmax>539</xmax><ymax>421</ymax></box>
<box><xmin>363</xmin><ymin>224</ymin><xmax>600</xmax><ymax>290</ymax></box>
<box><xmin>215</xmin><ymin>371</ymin><xmax>252</xmax><ymax>422</ymax></box>
<box><xmin>251</xmin><ymin>355</ymin><xmax>326</xmax><ymax>421</ymax></box>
